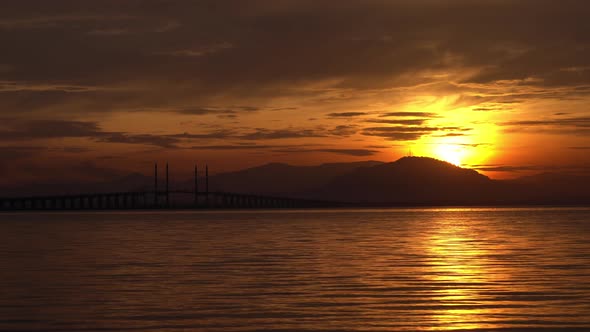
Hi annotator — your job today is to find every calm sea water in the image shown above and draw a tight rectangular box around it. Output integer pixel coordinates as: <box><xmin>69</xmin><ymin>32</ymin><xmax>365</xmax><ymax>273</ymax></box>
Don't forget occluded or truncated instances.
<box><xmin>1</xmin><ymin>208</ymin><xmax>590</xmax><ymax>331</ymax></box>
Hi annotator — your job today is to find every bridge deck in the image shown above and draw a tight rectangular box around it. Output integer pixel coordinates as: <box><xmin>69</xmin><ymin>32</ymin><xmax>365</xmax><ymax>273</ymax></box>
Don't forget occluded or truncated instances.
<box><xmin>0</xmin><ymin>191</ymin><xmax>342</xmax><ymax>210</ymax></box>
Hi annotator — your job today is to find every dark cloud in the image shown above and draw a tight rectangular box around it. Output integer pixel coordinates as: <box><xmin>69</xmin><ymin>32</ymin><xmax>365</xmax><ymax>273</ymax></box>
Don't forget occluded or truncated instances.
<box><xmin>99</xmin><ymin>133</ymin><xmax>180</xmax><ymax>148</ymax></box>
<box><xmin>470</xmin><ymin>165</ymin><xmax>541</xmax><ymax>173</ymax></box>
<box><xmin>0</xmin><ymin>119</ymin><xmax>102</xmax><ymax>140</ymax></box>
<box><xmin>317</xmin><ymin>148</ymin><xmax>377</xmax><ymax>156</ymax></box>
<box><xmin>471</xmin><ymin>102</ymin><xmax>515</xmax><ymax>112</ymax></box>
<box><xmin>468</xmin><ymin>163</ymin><xmax>590</xmax><ymax>174</ymax></box>
<box><xmin>366</xmin><ymin>119</ymin><xmax>428</xmax><ymax>126</ymax></box>
<box><xmin>217</xmin><ymin>114</ymin><xmax>237</xmax><ymax>119</ymax></box>
<box><xmin>168</xmin><ymin>130</ymin><xmax>234</xmax><ymax>140</ymax></box>
<box><xmin>434</xmin><ymin>132</ymin><xmax>467</xmax><ymax>137</ymax></box>
<box><xmin>271</xmin><ymin>148</ymin><xmax>377</xmax><ymax>157</ymax></box>
<box><xmin>326</xmin><ymin>112</ymin><xmax>367</xmax><ymax>118</ymax></box>
<box><xmin>0</xmin><ymin>122</ymin><xmax>356</xmax><ymax>149</ymax></box>
<box><xmin>328</xmin><ymin>125</ymin><xmax>358</xmax><ymax>136</ymax></box>
<box><xmin>379</xmin><ymin>112</ymin><xmax>436</xmax><ymax>118</ymax></box>
<box><xmin>165</xmin><ymin>105</ymin><xmax>294</xmax><ymax>117</ymax></box>
<box><xmin>1</xmin><ymin>0</ymin><xmax>588</xmax><ymax>107</ymax></box>
<box><xmin>57</xmin><ymin>147</ymin><xmax>91</xmax><ymax>153</ymax></box>
<box><xmin>501</xmin><ymin>116</ymin><xmax>590</xmax><ymax>128</ymax></box>
<box><xmin>154</xmin><ymin>42</ymin><xmax>233</xmax><ymax>57</ymax></box>
<box><xmin>366</xmin><ymin>144</ymin><xmax>399</xmax><ymax>149</ymax></box>
<box><xmin>169</xmin><ymin>107</ymin><xmax>238</xmax><ymax>116</ymax></box>
<box><xmin>189</xmin><ymin>144</ymin><xmax>274</xmax><ymax>150</ymax></box>
<box><xmin>361</xmin><ymin>125</ymin><xmax>466</xmax><ymax>141</ymax></box>
<box><xmin>500</xmin><ymin>116</ymin><xmax>590</xmax><ymax>137</ymax></box>
<box><xmin>270</xmin><ymin>107</ymin><xmax>298</xmax><ymax>111</ymax></box>
<box><xmin>239</xmin><ymin>128</ymin><xmax>326</xmax><ymax>140</ymax></box>
<box><xmin>0</xmin><ymin>145</ymin><xmax>45</xmax><ymax>160</ymax></box>
<box><xmin>0</xmin><ymin>119</ymin><xmax>182</xmax><ymax>148</ymax></box>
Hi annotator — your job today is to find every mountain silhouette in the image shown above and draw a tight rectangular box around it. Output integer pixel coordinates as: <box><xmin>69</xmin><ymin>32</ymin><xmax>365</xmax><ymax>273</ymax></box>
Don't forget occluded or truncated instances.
<box><xmin>498</xmin><ymin>172</ymin><xmax>590</xmax><ymax>205</ymax></box>
<box><xmin>210</xmin><ymin>156</ymin><xmax>590</xmax><ymax>205</ymax></box>
<box><xmin>209</xmin><ymin>160</ymin><xmax>384</xmax><ymax>197</ymax></box>
<box><xmin>4</xmin><ymin>157</ymin><xmax>588</xmax><ymax>206</ymax></box>
<box><xmin>315</xmin><ymin>156</ymin><xmax>491</xmax><ymax>204</ymax></box>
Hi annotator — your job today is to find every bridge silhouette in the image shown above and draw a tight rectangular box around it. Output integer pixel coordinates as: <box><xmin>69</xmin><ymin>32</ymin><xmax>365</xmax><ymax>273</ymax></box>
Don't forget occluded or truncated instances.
<box><xmin>0</xmin><ymin>163</ymin><xmax>341</xmax><ymax>211</ymax></box>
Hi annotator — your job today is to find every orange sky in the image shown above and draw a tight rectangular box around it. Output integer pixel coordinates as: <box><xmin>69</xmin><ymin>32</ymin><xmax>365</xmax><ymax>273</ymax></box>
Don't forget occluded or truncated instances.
<box><xmin>1</xmin><ymin>1</ymin><xmax>589</xmax><ymax>186</ymax></box>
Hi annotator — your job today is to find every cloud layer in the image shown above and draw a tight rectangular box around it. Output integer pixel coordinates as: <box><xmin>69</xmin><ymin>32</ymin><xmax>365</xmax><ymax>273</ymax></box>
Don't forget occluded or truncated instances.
<box><xmin>1</xmin><ymin>0</ymin><xmax>590</xmax><ymax>184</ymax></box>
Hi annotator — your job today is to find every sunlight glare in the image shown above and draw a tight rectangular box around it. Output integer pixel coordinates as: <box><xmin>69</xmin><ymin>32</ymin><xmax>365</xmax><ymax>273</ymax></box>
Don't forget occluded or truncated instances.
<box><xmin>435</xmin><ymin>143</ymin><xmax>465</xmax><ymax>166</ymax></box>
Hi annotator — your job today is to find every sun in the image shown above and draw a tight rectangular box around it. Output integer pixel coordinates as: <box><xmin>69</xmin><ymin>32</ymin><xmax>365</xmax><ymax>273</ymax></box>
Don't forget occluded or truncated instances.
<box><xmin>434</xmin><ymin>143</ymin><xmax>466</xmax><ymax>166</ymax></box>
<box><xmin>394</xmin><ymin>95</ymin><xmax>499</xmax><ymax>168</ymax></box>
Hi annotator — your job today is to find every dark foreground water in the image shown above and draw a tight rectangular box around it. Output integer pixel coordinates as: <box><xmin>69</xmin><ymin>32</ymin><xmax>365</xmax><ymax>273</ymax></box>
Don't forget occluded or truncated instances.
<box><xmin>1</xmin><ymin>208</ymin><xmax>590</xmax><ymax>331</ymax></box>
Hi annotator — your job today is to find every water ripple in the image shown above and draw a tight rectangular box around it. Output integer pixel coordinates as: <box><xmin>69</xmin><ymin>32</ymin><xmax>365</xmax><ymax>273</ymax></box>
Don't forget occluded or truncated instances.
<box><xmin>1</xmin><ymin>207</ymin><xmax>590</xmax><ymax>331</ymax></box>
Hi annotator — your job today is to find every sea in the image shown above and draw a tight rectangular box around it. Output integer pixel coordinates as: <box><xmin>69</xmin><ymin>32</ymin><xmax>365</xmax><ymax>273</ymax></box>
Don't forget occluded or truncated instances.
<box><xmin>1</xmin><ymin>207</ymin><xmax>589</xmax><ymax>331</ymax></box>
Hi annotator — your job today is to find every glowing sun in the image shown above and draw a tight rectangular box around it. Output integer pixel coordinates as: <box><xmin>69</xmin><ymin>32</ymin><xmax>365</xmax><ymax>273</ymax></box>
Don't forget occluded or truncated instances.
<box><xmin>434</xmin><ymin>143</ymin><xmax>466</xmax><ymax>166</ymax></box>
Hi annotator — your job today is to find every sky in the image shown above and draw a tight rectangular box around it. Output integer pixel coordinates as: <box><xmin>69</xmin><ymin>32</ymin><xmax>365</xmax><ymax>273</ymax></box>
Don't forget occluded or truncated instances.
<box><xmin>1</xmin><ymin>0</ymin><xmax>590</xmax><ymax>187</ymax></box>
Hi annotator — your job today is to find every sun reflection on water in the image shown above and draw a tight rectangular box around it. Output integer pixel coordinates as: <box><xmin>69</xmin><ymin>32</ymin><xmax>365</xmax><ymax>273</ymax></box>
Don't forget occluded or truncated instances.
<box><xmin>423</xmin><ymin>217</ymin><xmax>506</xmax><ymax>330</ymax></box>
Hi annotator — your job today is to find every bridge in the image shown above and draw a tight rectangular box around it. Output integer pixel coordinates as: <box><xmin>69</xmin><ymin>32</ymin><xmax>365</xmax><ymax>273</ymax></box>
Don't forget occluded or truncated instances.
<box><xmin>0</xmin><ymin>163</ymin><xmax>343</xmax><ymax>211</ymax></box>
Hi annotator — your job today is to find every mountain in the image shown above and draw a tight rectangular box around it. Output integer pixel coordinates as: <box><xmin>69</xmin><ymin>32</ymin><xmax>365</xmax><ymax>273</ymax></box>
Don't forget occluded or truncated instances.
<box><xmin>4</xmin><ymin>157</ymin><xmax>588</xmax><ymax>205</ymax></box>
<box><xmin>208</xmin><ymin>160</ymin><xmax>384</xmax><ymax>197</ymax></box>
<box><xmin>315</xmin><ymin>156</ymin><xmax>492</xmax><ymax>204</ymax></box>
<box><xmin>497</xmin><ymin>172</ymin><xmax>590</xmax><ymax>205</ymax></box>
<box><xmin>208</xmin><ymin>156</ymin><xmax>590</xmax><ymax>205</ymax></box>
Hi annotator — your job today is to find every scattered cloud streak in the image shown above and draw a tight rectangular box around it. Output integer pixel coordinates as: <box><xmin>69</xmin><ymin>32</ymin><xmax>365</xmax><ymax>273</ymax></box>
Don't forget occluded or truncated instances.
<box><xmin>327</xmin><ymin>112</ymin><xmax>367</xmax><ymax>118</ymax></box>
<box><xmin>271</xmin><ymin>148</ymin><xmax>377</xmax><ymax>157</ymax></box>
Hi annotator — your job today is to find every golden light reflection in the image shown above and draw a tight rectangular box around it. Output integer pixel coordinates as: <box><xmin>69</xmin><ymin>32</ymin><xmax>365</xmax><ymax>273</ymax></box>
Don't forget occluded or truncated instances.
<box><xmin>424</xmin><ymin>217</ymin><xmax>501</xmax><ymax>331</ymax></box>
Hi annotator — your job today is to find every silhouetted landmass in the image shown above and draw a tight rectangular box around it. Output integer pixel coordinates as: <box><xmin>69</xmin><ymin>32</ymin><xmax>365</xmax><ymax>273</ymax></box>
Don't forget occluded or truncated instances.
<box><xmin>314</xmin><ymin>157</ymin><xmax>491</xmax><ymax>204</ymax></box>
<box><xmin>497</xmin><ymin>172</ymin><xmax>590</xmax><ymax>205</ymax></box>
<box><xmin>211</xmin><ymin>157</ymin><xmax>590</xmax><ymax>206</ymax></box>
<box><xmin>209</xmin><ymin>160</ymin><xmax>384</xmax><ymax>197</ymax></box>
<box><xmin>3</xmin><ymin>157</ymin><xmax>589</xmax><ymax>206</ymax></box>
